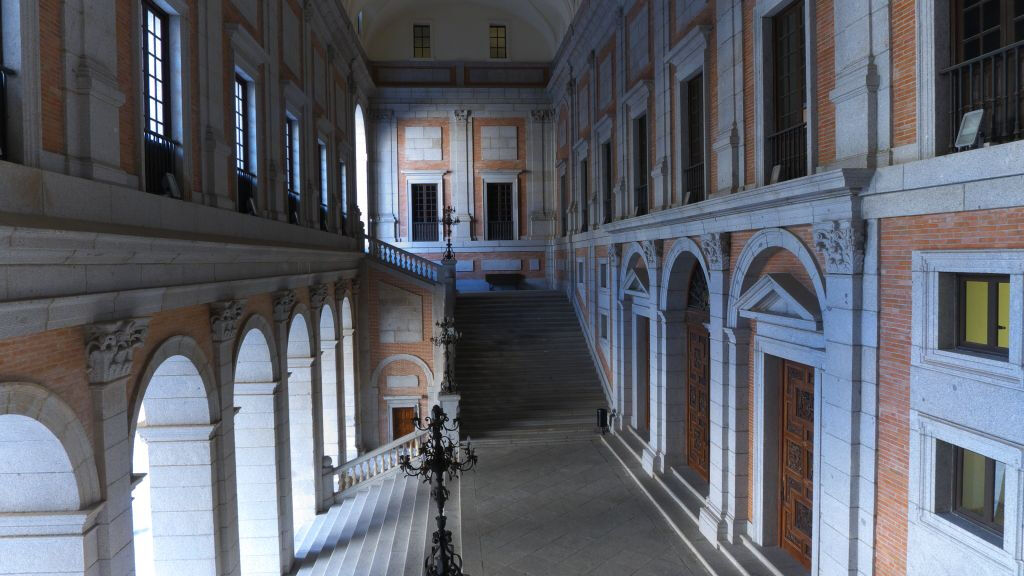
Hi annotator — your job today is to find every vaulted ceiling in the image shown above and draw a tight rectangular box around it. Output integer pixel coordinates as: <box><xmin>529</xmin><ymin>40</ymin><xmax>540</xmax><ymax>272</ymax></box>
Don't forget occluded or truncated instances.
<box><xmin>341</xmin><ymin>0</ymin><xmax>582</xmax><ymax>61</ymax></box>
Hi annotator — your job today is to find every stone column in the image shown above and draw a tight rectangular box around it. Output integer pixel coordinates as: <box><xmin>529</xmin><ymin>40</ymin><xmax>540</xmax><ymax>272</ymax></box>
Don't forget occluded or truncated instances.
<box><xmin>528</xmin><ymin>109</ymin><xmax>556</xmax><ymax>239</ymax></box>
<box><xmin>813</xmin><ymin>220</ymin><xmax>872</xmax><ymax>576</ymax></box>
<box><xmin>61</xmin><ymin>2</ymin><xmax>128</xmax><ymax>185</ymax></box>
<box><xmin>308</xmin><ymin>285</ymin><xmax>329</xmax><ymax>514</ymax></box>
<box><xmin>831</xmin><ymin>2</ymin><xmax>887</xmax><ymax>168</ymax></box>
<box><xmin>698</xmin><ymin>233</ymin><xmax>746</xmax><ymax>544</ymax></box>
<box><xmin>270</xmin><ymin>291</ymin><xmax>297</xmax><ymax>564</ymax></box>
<box><xmin>641</xmin><ymin>241</ymin><xmax>663</xmax><ymax>474</ymax></box>
<box><xmin>712</xmin><ymin>0</ymin><xmax>744</xmax><ymax>195</ymax></box>
<box><xmin>138</xmin><ymin>424</ymin><xmax>220</xmax><ymax>576</ymax></box>
<box><xmin>658</xmin><ymin>309</ymin><xmax>688</xmax><ymax>471</ymax></box>
<box><xmin>0</xmin><ymin>509</ymin><xmax>101</xmax><ymax>576</ymax></box>
<box><xmin>199</xmin><ymin>0</ymin><xmax>231</xmax><ymax>208</ymax></box>
<box><xmin>371</xmin><ymin>110</ymin><xmax>398</xmax><ymax>241</ymax></box>
<box><xmin>83</xmin><ymin>319</ymin><xmax>150</xmax><ymax>576</ymax></box>
<box><xmin>450</xmin><ymin>110</ymin><xmax>473</xmax><ymax>241</ymax></box>
<box><xmin>208</xmin><ymin>301</ymin><xmax>246</xmax><ymax>576</ymax></box>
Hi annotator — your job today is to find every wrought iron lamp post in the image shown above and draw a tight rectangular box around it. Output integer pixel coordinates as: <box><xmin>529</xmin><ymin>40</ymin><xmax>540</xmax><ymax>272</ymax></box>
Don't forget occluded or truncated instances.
<box><xmin>439</xmin><ymin>205</ymin><xmax>460</xmax><ymax>263</ymax></box>
<box><xmin>431</xmin><ymin>317</ymin><xmax>461</xmax><ymax>393</ymax></box>
<box><xmin>400</xmin><ymin>405</ymin><xmax>477</xmax><ymax>576</ymax></box>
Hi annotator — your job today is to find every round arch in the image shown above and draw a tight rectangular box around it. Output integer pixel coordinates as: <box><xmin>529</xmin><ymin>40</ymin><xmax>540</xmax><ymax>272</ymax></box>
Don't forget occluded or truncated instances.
<box><xmin>726</xmin><ymin>228</ymin><xmax>826</xmax><ymax>328</ymax></box>
<box><xmin>131</xmin><ymin>335</ymin><xmax>219</xmax><ymax>434</ymax></box>
<box><xmin>369</xmin><ymin>354</ymin><xmax>434</xmax><ymax>391</ymax></box>
<box><xmin>617</xmin><ymin>242</ymin><xmax>658</xmax><ymax>301</ymax></box>
<box><xmin>234</xmin><ymin>314</ymin><xmax>280</xmax><ymax>384</ymax></box>
<box><xmin>659</xmin><ymin>237</ymin><xmax>712</xmax><ymax>311</ymax></box>
<box><xmin>354</xmin><ymin>104</ymin><xmax>369</xmax><ymax>235</ymax></box>
<box><xmin>287</xmin><ymin>305</ymin><xmax>314</xmax><ymax>359</ymax></box>
<box><xmin>0</xmin><ymin>382</ymin><xmax>101</xmax><ymax>511</ymax></box>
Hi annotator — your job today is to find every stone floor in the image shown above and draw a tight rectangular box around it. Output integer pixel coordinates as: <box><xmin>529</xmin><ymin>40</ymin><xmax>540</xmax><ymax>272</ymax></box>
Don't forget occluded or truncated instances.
<box><xmin>459</xmin><ymin>437</ymin><xmax>709</xmax><ymax>576</ymax></box>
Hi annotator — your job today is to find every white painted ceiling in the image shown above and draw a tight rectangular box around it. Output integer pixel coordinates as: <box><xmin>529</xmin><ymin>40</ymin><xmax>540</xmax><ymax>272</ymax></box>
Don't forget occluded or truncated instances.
<box><xmin>342</xmin><ymin>0</ymin><xmax>582</xmax><ymax>59</ymax></box>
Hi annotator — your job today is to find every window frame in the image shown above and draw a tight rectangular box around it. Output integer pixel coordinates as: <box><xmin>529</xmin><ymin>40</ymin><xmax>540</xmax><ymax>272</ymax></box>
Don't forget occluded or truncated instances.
<box><xmin>412</xmin><ymin>23</ymin><xmax>432</xmax><ymax>59</ymax></box>
<box><xmin>489</xmin><ymin>24</ymin><xmax>508</xmax><ymax>60</ymax></box>
<box><xmin>950</xmin><ymin>444</ymin><xmax>1005</xmax><ymax>536</ymax></box>
<box><xmin>410</xmin><ymin>182</ymin><xmax>439</xmax><ymax>242</ymax></box>
<box><xmin>633</xmin><ymin>113</ymin><xmax>649</xmax><ymax>216</ymax></box>
<box><xmin>955</xmin><ymin>273</ymin><xmax>1010</xmax><ymax>357</ymax></box>
<box><xmin>950</xmin><ymin>0</ymin><xmax>1023</xmax><ymax>64</ymax></box>
<box><xmin>233</xmin><ymin>75</ymin><xmax>250</xmax><ymax>173</ymax></box>
<box><xmin>142</xmin><ymin>1</ymin><xmax>172</xmax><ymax>138</ymax></box>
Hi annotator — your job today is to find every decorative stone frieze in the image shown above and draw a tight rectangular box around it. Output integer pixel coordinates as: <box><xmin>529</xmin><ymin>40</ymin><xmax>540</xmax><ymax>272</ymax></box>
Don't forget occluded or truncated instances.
<box><xmin>273</xmin><ymin>290</ymin><xmax>297</xmax><ymax>323</ymax></box>
<box><xmin>209</xmin><ymin>300</ymin><xmax>246</xmax><ymax>343</ymax></box>
<box><xmin>641</xmin><ymin>240</ymin><xmax>661</xmax><ymax>268</ymax></box>
<box><xmin>530</xmin><ymin>109</ymin><xmax>554</xmax><ymax>122</ymax></box>
<box><xmin>700</xmin><ymin>232</ymin><xmax>730</xmax><ymax>271</ymax></box>
<box><xmin>310</xmin><ymin>284</ymin><xmax>329</xmax><ymax>310</ymax></box>
<box><xmin>85</xmin><ymin>319</ymin><xmax>149</xmax><ymax>383</ymax></box>
<box><xmin>813</xmin><ymin>220</ymin><xmax>864</xmax><ymax>275</ymax></box>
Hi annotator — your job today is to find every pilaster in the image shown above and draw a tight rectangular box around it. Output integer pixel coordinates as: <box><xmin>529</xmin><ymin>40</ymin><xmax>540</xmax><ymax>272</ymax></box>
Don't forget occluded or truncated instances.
<box><xmin>450</xmin><ymin>110</ymin><xmax>474</xmax><ymax>241</ymax></box>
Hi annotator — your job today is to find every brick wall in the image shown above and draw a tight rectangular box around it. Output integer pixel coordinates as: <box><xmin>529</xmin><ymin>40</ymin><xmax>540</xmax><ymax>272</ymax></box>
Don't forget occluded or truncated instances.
<box><xmin>473</xmin><ymin>117</ymin><xmax>528</xmax><ymax>238</ymax></box>
<box><xmin>397</xmin><ymin>117</ymin><xmax>452</xmax><ymax>240</ymax></box>
<box><xmin>815</xmin><ymin>0</ymin><xmax>836</xmax><ymax>167</ymax></box>
<box><xmin>117</xmin><ymin>0</ymin><xmax>137</xmax><ymax>176</ymax></box>
<box><xmin>40</xmin><ymin>0</ymin><xmax>65</xmax><ymax>155</ymax></box>
<box><xmin>891</xmin><ymin>0</ymin><xmax>917</xmax><ymax>149</ymax></box>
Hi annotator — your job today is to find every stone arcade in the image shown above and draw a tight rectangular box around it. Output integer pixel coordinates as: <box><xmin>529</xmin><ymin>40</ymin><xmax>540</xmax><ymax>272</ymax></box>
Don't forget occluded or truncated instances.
<box><xmin>0</xmin><ymin>1</ymin><xmax>1023</xmax><ymax>575</ymax></box>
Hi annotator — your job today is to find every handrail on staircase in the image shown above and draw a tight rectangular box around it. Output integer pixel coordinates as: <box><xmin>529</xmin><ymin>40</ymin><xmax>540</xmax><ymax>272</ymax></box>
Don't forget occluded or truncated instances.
<box><xmin>365</xmin><ymin>237</ymin><xmax>441</xmax><ymax>283</ymax></box>
<box><xmin>331</xmin><ymin>429</ymin><xmax>428</xmax><ymax>499</ymax></box>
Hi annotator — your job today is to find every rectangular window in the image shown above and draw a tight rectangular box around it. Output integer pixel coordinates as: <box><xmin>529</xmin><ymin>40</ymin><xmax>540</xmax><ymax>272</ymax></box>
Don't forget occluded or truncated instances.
<box><xmin>947</xmin><ymin>0</ymin><xmax>1024</xmax><ymax>150</ymax></box>
<box><xmin>602</xmin><ymin>142</ymin><xmax>613</xmax><ymax>224</ymax></box>
<box><xmin>413</xmin><ymin>24</ymin><xmax>431</xmax><ymax>58</ymax></box>
<box><xmin>956</xmin><ymin>274</ymin><xmax>1010</xmax><ymax>355</ymax></box>
<box><xmin>487</xmin><ymin>182</ymin><xmax>514</xmax><ymax>240</ymax></box>
<box><xmin>685</xmin><ymin>73</ymin><xmax>705</xmax><ymax>204</ymax></box>
<box><xmin>600</xmin><ymin>263</ymin><xmax>608</xmax><ymax>289</ymax></box>
<box><xmin>234</xmin><ymin>76</ymin><xmax>256</xmax><ymax>214</ymax></box>
<box><xmin>580</xmin><ymin>159</ymin><xmax>589</xmax><ymax>233</ymax></box>
<box><xmin>560</xmin><ymin>173</ymin><xmax>569</xmax><ymax>237</ymax></box>
<box><xmin>285</xmin><ymin>116</ymin><xmax>300</xmax><ymax>224</ymax></box>
<box><xmin>936</xmin><ymin>440</ymin><xmax>1006</xmax><ymax>540</ymax></box>
<box><xmin>411</xmin><ymin>183</ymin><xmax>439</xmax><ymax>242</ymax></box>
<box><xmin>600</xmin><ymin>314</ymin><xmax>609</xmax><ymax>341</ymax></box>
<box><xmin>767</xmin><ymin>1</ymin><xmax>807</xmax><ymax>183</ymax></box>
<box><xmin>634</xmin><ymin>114</ymin><xmax>649</xmax><ymax>216</ymax></box>
<box><xmin>577</xmin><ymin>261</ymin><xmax>585</xmax><ymax>285</ymax></box>
<box><xmin>142</xmin><ymin>2</ymin><xmax>178</xmax><ymax>195</ymax></box>
<box><xmin>318</xmin><ymin>142</ymin><xmax>328</xmax><ymax>231</ymax></box>
<box><xmin>339</xmin><ymin>161</ymin><xmax>348</xmax><ymax>233</ymax></box>
<box><xmin>489</xmin><ymin>25</ymin><xmax>507</xmax><ymax>59</ymax></box>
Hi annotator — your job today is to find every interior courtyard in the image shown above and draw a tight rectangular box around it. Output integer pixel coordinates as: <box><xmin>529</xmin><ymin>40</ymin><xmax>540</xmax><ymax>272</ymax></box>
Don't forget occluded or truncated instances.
<box><xmin>0</xmin><ymin>0</ymin><xmax>1023</xmax><ymax>575</ymax></box>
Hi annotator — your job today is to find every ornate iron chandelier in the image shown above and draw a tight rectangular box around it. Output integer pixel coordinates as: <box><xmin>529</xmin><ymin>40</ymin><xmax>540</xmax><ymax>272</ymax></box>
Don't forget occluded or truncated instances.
<box><xmin>400</xmin><ymin>405</ymin><xmax>477</xmax><ymax>576</ymax></box>
<box><xmin>430</xmin><ymin>317</ymin><xmax>461</xmax><ymax>393</ymax></box>
<box><xmin>439</xmin><ymin>205</ymin><xmax>461</xmax><ymax>263</ymax></box>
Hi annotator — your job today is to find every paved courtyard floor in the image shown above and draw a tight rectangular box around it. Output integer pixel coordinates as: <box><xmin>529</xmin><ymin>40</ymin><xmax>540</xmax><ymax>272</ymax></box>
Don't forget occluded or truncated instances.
<box><xmin>459</xmin><ymin>437</ymin><xmax>709</xmax><ymax>576</ymax></box>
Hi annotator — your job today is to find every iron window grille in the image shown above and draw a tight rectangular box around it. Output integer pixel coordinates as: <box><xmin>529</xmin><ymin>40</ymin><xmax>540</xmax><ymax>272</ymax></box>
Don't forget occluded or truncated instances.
<box><xmin>339</xmin><ymin>161</ymin><xmax>348</xmax><ymax>234</ymax></box>
<box><xmin>766</xmin><ymin>1</ymin><xmax>808</xmax><ymax>183</ymax></box>
<box><xmin>142</xmin><ymin>2</ymin><xmax>180</xmax><ymax>196</ymax></box>
<box><xmin>234</xmin><ymin>76</ymin><xmax>257</xmax><ymax>214</ymax></box>
<box><xmin>411</xmin><ymin>183</ymin><xmax>439</xmax><ymax>242</ymax></box>
<box><xmin>634</xmin><ymin>114</ymin><xmax>649</xmax><ymax>216</ymax></box>
<box><xmin>489</xmin><ymin>25</ymin><xmax>507</xmax><ymax>59</ymax></box>
<box><xmin>285</xmin><ymin>117</ymin><xmax>300</xmax><ymax>224</ymax></box>
<box><xmin>486</xmin><ymin>182</ymin><xmax>514</xmax><ymax>240</ymax></box>
<box><xmin>944</xmin><ymin>0</ymin><xmax>1024</xmax><ymax>151</ymax></box>
<box><xmin>580</xmin><ymin>159</ymin><xmax>589</xmax><ymax>233</ymax></box>
<box><xmin>685</xmin><ymin>73</ymin><xmax>706</xmax><ymax>204</ymax></box>
<box><xmin>560</xmin><ymin>173</ymin><xmax>569</xmax><ymax>237</ymax></box>
<box><xmin>413</xmin><ymin>24</ymin><xmax>431</xmax><ymax>59</ymax></box>
<box><xmin>318</xmin><ymin>143</ymin><xmax>329</xmax><ymax>231</ymax></box>
<box><xmin>602</xmin><ymin>142</ymin><xmax>613</xmax><ymax>224</ymax></box>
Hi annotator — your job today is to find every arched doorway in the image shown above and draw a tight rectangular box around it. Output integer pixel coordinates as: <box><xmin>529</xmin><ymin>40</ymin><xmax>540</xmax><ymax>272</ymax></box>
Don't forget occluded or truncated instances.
<box><xmin>354</xmin><ymin>104</ymin><xmax>369</xmax><ymax>236</ymax></box>
<box><xmin>286</xmin><ymin>312</ymin><xmax>317</xmax><ymax>542</ymax></box>
<box><xmin>233</xmin><ymin>324</ymin><xmax>284</xmax><ymax>576</ymax></box>
<box><xmin>619</xmin><ymin>248</ymin><xmax>654</xmax><ymax>440</ymax></box>
<box><xmin>319</xmin><ymin>305</ymin><xmax>341</xmax><ymax>470</ymax></box>
<box><xmin>0</xmin><ymin>382</ymin><xmax>101</xmax><ymax>576</ymax></box>
<box><xmin>132</xmin><ymin>343</ymin><xmax>219</xmax><ymax>576</ymax></box>
<box><xmin>340</xmin><ymin>297</ymin><xmax>357</xmax><ymax>461</ymax></box>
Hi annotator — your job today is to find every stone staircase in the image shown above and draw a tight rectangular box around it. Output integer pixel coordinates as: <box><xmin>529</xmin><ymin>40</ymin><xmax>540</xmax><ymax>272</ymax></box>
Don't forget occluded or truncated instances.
<box><xmin>290</xmin><ymin>472</ymin><xmax>434</xmax><ymax>576</ymax></box>
<box><xmin>455</xmin><ymin>291</ymin><xmax>609</xmax><ymax>442</ymax></box>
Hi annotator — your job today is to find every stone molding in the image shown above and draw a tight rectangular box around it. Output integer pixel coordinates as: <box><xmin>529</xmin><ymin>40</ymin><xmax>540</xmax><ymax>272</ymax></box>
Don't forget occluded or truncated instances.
<box><xmin>273</xmin><ymin>290</ymin><xmax>297</xmax><ymax>323</ymax></box>
<box><xmin>700</xmin><ymin>232</ymin><xmax>730</xmax><ymax>271</ymax></box>
<box><xmin>85</xmin><ymin>319</ymin><xmax>150</xmax><ymax>384</ymax></box>
<box><xmin>813</xmin><ymin>220</ymin><xmax>864</xmax><ymax>275</ymax></box>
<box><xmin>209</xmin><ymin>300</ymin><xmax>247</xmax><ymax>343</ymax></box>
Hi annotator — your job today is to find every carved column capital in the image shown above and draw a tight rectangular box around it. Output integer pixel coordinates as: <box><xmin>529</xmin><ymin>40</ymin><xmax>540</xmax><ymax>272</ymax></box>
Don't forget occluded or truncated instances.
<box><xmin>531</xmin><ymin>109</ymin><xmax>555</xmax><ymax>122</ymax></box>
<box><xmin>210</xmin><ymin>300</ymin><xmax>246</xmax><ymax>343</ymax></box>
<box><xmin>273</xmin><ymin>290</ymin><xmax>297</xmax><ymax>323</ymax></box>
<box><xmin>608</xmin><ymin>244</ymin><xmax>620</xmax><ymax>268</ymax></box>
<box><xmin>813</xmin><ymin>220</ymin><xmax>864</xmax><ymax>275</ymax></box>
<box><xmin>85</xmin><ymin>319</ymin><xmax>150</xmax><ymax>384</ymax></box>
<box><xmin>701</xmin><ymin>232</ymin><xmax>731</xmax><ymax>271</ymax></box>
<box><xmin>640</xmin><ymin>240</ymin><xmax>662</xmax><ymax>269</ymax></box>
<box><xmin>310</xmin><ymin>284</ymin><xmax>329</xmax><ymax>310</ymax></box>
<box><xmin>452</xmin><ymin>109</ymin><xmax>471</xmax><ymax>122</ymax></box>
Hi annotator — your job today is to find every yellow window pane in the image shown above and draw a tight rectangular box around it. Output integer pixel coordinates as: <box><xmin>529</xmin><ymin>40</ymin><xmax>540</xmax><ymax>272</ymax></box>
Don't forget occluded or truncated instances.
<box><xmin>994</xmin><ymin>461</ymin><xmax>1006</xmax><ymax>529</ymax></box>
<box><xmin>965</xmin><ymin>280</ymin><xmax>990</xmax><ymax>345</ymax></box>
<box><xmin>960</xmin><ymin>448</ymin><xmax>987</xmax><ymax>517</ymax></box>
<box><xmin>998</xmin><ymin>281</ymin><xmax>1009</xmax><ymax>348</ymax></box>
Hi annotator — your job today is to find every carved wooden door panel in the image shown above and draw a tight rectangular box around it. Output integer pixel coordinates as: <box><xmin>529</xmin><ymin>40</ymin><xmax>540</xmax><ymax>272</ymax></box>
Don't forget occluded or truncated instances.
<box><xmin>780</xmin><ymin>359</ymin><xmax>814</xmax><ymax>569</ymax></box>
<box><xmin>686</xmin><ymin>324</ymin><xmax>710</xmax><ymax>481</ymax></box>
<box><xmin>392</xmin><ymin>407</ymin><xmax>416</xmax><ymax>440</ymax></box>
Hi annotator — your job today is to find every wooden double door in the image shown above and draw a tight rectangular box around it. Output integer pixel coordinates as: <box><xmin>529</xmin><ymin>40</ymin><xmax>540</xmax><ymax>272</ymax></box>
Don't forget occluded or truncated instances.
<box><xmin>779</xmin><ymin>359</ymin><xmax>814</xmax><ymax>569</ymax></box>
<box><xmin>685</xmin><ymin>324</ymin><xmax>710</xmax><ymax>481</ymax></box>
<box><xmin>392</xmin><ymin>407</ymin><xmax>417</xmax><ymax>440</ymax></box>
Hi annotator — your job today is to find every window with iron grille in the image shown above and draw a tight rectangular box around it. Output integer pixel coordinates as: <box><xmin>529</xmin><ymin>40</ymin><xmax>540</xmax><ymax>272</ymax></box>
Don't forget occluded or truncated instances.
<box><xmin>486</xmin><ymin>182</ymin><xmax>514</xmax><ymax>240</ymax></box>
<box><xmin>580</xmin><ymin>158</ymin><xmax>589</xmax><ymax>233</ymax></box>
<box><xmin>142</xmin><ymin>2</ymin><xmax>178</xmax><ymax>195</ymax></box>
<box><xmin>413</xmin><ymin>24</ymin><xmax>431</xmax><ymax>58</ymax></box>
<box><xmin>602</xmin><ymin>142</ymin><xmax>612</xmax><ymax>224</ymax></box>
<box><xmin>685</xmin><ymin>73</ymin><xmax>705</xmax><ymax>204</ymax></box>
<box><xmin>234</xmin><ymin>76</ymin><xmax>257</xmax><ymax>213</ymax></box>
<box><xmin>318</xmin><ymin>142</ymin><xmax>329</xmax><ymax>231</ymax></box>
<box><xmin>561</xmin><ymin>173</ymin><xmax>569</xmax><ymax>237</ymax></box>
<box><xmin>946</xmin><ymin>0</ymin><xmax>1024</xmax><ymax>150</ymax></box>
<box><xmin>489</xmin><ymin>25</ymin><xmax>507</xmax><ymax>59</ymax></box>
<box><xmin>767</xmin><ymin>1</ymin><xmax>807</xmax><ymax>183</ymax></box>
<box><xmin>634</xmin><ymin>114</ymin><xmax>648</xmax><ymax>216</ymax></box>
<box><xmin>411</xmin><ymin>183</ymin><xmax>439</xmax><ymax>242</ymax></box>
<box><xmin>339</xmin><ymin>161</ymin><xmax>348</xmax><ymax>234</ymax></box>
<box><xmin>285</xmin><ymin>117</ymin><xmax>300</xmax><ymax>224</ymax></box>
